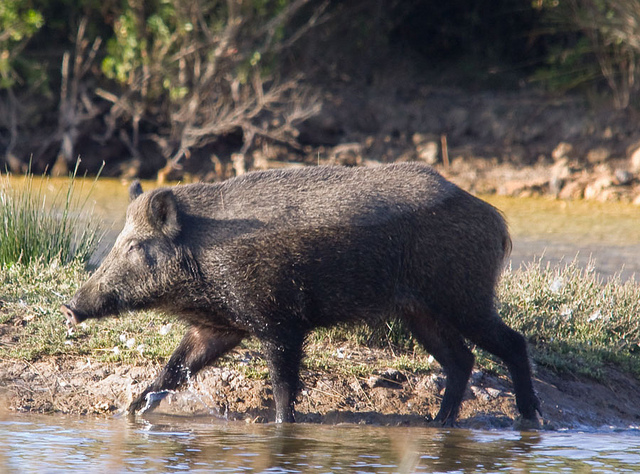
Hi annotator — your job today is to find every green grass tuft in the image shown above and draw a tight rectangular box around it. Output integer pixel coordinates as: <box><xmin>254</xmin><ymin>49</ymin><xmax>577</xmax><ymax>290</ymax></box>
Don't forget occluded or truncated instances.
<box><xmin>0</xmin><ymin>162</ymin><xmax>103</xmax><ymax>267</ymax></box>
<box><xmin>499</xmin><ymin>258</ymin><xmax>640</xmax><ymax>380</ymax></box>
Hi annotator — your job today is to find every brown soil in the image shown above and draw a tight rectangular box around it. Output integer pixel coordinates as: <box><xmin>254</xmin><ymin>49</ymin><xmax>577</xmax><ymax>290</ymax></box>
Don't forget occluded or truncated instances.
<box><xmin>1</xmin><ymin>342</ymin><xmax>639</xmax><ymax>430</ymax></box>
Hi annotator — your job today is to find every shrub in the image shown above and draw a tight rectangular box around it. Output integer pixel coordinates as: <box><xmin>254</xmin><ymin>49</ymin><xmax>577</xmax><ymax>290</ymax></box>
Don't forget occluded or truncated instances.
<box><xmin>535</xmin><ymin>0</ymin><xmax>640</xmax><ymax>108</ymax></box>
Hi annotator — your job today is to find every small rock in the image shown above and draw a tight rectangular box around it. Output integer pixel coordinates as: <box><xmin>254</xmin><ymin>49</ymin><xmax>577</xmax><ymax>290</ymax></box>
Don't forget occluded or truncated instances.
<box><xmin>586</xmin><ymin>147</ymin><xmax>611</xmax><ymax>164</ymax></box>
<box><xmin>220</xmin><ymin>369</ymin><xmax>233</xmax><ymax>386</ymax></box>
<box><xmin>470</xmin><ymin>386</ymin><xmax>491</xmax><ymax>402</ymax></box>
<box><xmin>423</xmin><ymin>374</ymin><xmax>445</xmax><ymax>393</ymax></box>
<box><xmin>552</xmin><ymin>142</ymin><xmax>573</xmax><ymax>161</ymax></box>
<box><xmin>416</xmin><ymin>141</ymin><xmax>439</xmax><ymax>165</ymax></box>
<box><xmin>615</xmin><ymin>169</ymin><xmax>634</xmax><ymax>186</ymax></box>
<box><xmin>485</xmin><ymin>387</ymin><xmax>502</xmax><ymax>399</ymax></box>
<box><xmin>584</xmin><ymin>176</ymin><xmax>613</xmax><ymax>200</ymax></box>
<box><xmin>411</xmin><ymin>133</ymin><xmax>428</xmax><ymax>146</ymax></box>
<box><xmin>628</xmin><ymin>144</ymin><xmax>640</xmax><ymax>173</ymax></box>
<box><xmin>558</xmin><ymin>180</ymin><xmax>586</xmax><ymax>200</ymax></box>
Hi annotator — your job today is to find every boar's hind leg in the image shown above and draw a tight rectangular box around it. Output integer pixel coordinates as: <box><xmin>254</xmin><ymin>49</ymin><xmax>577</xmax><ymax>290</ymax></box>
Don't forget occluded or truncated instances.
<box><xmin>460</xmin><ymin>312</ymin><xmax>540</xmax><ymax>422</ymax></box>
<box><xmin>405</xmin><ymin>314</ymin><xmax>474</xmax><ymax>426</ymax></box>
<box><xmin>128</xmin><ymin>326</ymin><xmax>245</xmax><ymax>414</ymax></box>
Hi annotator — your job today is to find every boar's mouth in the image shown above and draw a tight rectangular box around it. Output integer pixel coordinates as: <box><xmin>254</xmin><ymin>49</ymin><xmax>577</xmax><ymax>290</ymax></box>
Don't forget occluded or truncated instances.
<box><xmin>60</xmin><ymin>304</ymin><xmax>89</xmax><ymax>325</ymax></box>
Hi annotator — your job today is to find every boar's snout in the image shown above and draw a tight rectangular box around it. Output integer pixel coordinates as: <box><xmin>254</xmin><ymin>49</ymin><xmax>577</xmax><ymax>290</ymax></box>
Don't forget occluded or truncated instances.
<box><xmin>60</xmin><ymin>304</ymin><xmax>86</xmax><ymax>325</ymax></box>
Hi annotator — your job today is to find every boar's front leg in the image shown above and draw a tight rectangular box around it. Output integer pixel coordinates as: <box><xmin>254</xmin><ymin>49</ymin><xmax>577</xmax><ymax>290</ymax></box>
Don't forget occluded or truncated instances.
<box><xmin>261</xmin><ymin>332</ymin><xmax>305</xmax><ymax>423</ymax></box>
<box><xmin>128</xmin><ymin>326</ymin><xmax>245</xmax><ymax>414</ymax></box>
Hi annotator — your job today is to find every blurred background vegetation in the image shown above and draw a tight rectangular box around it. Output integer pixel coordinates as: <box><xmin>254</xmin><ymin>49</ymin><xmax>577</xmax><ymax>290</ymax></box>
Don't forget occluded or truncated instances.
<box><xmin>1</xmin><ymin>0</ymin><xmax>640</xmax><ymax>179</ymax></box>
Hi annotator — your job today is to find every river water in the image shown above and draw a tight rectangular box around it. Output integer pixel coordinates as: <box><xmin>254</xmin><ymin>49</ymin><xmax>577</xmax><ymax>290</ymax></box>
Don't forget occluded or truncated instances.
<box><xmin>3</xmin><ymin>176</ymin><xmax>640</xmax><ymax>471</ymax></box>
<box><xmin>1</xmin><ymin>413</ymin><xmax>640</xmax><ymax>473</ymax></box>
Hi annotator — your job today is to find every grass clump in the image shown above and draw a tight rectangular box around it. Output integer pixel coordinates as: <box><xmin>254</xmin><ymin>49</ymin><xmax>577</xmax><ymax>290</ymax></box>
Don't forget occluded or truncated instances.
<box><xmin>311</xmin><ymin>258</ymin><xmax>640</xmax><ymax>381</ymax></box>
<box><xmin>499</xmin><ymin>258</ymin><xmax>640</xmax><ymax>380</ymax></box>
<box><xmin>0</xmin><ymin>162</ymin><xmax>102</xmax><ymax>267</ymax></box>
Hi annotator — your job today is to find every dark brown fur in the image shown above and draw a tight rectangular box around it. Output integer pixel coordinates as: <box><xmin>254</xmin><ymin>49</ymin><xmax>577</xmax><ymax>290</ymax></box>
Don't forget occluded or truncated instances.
<box><xmin>61</xmin><ymin>163</ymin><xmax>540</xmax><ymax>424</ymax></box>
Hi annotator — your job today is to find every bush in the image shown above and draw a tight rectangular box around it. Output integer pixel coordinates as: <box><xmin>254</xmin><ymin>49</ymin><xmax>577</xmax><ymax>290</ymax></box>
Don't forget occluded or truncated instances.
<box><xmin>535</xmin><ymin>0</ymin><xmax>640</xmax><ymax>108</ymax></box>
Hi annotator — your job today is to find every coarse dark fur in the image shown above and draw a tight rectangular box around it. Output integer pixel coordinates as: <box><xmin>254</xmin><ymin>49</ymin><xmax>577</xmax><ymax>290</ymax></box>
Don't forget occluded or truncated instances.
<box><xmin>61</xmin><ymin>163</ymin><xmax>540</xmax><ymax>425</ymax></box>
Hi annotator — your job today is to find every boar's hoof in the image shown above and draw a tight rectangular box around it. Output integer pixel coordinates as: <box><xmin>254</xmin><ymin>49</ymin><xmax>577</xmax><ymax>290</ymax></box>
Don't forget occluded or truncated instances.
<box><xmin>60</xmin><ymin>305</ymin><xmax>82</xmax><ymax>325</ymax></box>
<box><xmin>128</xmin><ymin>391</ymin><xmax>167</xmax><ymax>416</ymax></box>
<box><xmin>513</xmin><ymin>416</ymin><xmax>541</xmax><ymax>431</ymax></box>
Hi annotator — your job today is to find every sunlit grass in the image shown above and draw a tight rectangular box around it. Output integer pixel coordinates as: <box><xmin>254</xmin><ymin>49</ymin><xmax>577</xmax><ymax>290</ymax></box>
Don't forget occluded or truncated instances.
<box><xmin>499</xmin><ymin>258</ymin><xmax>640</xmax><ymax>379</ymax></box>
<box><xmin>0</xmin><ymin>162</ymin><xmax>103</xmax><ymax>267</ymax></box>
<box><xmin>0</xmin><ymin>257</ymin><xmax>185</xmax><ymax>362</ymax></box>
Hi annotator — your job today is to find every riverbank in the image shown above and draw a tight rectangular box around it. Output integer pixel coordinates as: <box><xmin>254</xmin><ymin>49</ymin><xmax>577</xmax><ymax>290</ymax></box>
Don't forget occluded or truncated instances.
<box><xmin>134</xmin><ymin>84</ymin><xmax>640</xmax><ymax>205</ymax></box>
<box><xmin>1</xmin><ymin>343</ymin><xmax>639</xmax><ymax>430</ymax></box>
<box><xmin>7</xmin><ymin>74</ymin><xmax>640</xmax><ymax>207</ymax></box>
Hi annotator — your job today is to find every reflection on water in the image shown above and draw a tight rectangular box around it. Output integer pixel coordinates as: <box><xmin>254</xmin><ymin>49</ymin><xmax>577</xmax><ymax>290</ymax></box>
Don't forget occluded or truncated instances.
<box><xmin>0</xmin><ymin>413</ymin><xmax>639</xmax><ymax>472</ymax></box>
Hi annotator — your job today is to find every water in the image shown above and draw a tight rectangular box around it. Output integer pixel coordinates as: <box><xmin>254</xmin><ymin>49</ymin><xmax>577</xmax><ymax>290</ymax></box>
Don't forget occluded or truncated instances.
<box><xmin>1</xmin><ymin>413</ymin><xmax>639</xmax><ymax>473</ymax></box>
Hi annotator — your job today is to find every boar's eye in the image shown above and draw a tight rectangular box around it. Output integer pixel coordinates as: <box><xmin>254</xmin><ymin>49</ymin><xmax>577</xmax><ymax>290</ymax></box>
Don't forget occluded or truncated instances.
<box><xmin>126</xmin><ymin>241</ymin><xmax>141</xmax><ymax>254</ymax></box>
<box><xmin>126</xmin><ymin>240</ymin><xmax>157</xmax><ymax>267</ymax></box>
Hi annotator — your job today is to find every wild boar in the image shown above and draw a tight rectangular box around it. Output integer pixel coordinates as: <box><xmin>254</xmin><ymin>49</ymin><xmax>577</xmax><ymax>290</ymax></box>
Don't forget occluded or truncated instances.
<box><xmin>61</xmin><ymin>163</ymin><xmax>540</xmax><ymax>425</ymax></box>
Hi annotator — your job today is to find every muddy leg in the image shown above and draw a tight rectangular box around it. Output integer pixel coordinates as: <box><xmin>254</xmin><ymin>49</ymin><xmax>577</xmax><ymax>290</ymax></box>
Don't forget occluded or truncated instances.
<box><xmin>262</xmin><ymin>334</ymin><xmax>305</xmax><ymax>423</ymax></box>
<box><xmin>461</xmin><ymin>313</ymin><xmax>540</xmax><ymax>421</ymax></box>
<box><xmin>406</xmin><ymin>315</ymin><xmax>474</xmax><ymax>426</ymax></box>
<box><xmin>128</xmin><ymin>326</ymin><xmax>245</xmax><ymax>414</ymax></box>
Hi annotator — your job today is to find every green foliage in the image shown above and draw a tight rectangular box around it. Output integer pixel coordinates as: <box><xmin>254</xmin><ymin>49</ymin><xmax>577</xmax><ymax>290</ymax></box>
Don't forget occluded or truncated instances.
<box><xmin>0</xmin><ymin>162</ymin><xmax>102</xmax><ymax>267</ymax></box>
<box><xmin>0</xmin><ymin>0</ymin><xmax>44</xmax><ymax>89</ymax></box>
<box><xmin>100</xmin><ymin>0</ymin><xmax>300</xmax><ymax>104</ymax></box>
<box><xmin>101</xmin><ymin>0</ymin><xmax>189</xmax><ymax>98</ymax></box>
<box><xmin>534</xmin><ymin>0</ymin><xmax>640</xmax><ymax>107</ymax></box>
<box><xmin>312</xmin><ymin>319</ymin><xmax>417</xmax><ymax>352</ymax></box>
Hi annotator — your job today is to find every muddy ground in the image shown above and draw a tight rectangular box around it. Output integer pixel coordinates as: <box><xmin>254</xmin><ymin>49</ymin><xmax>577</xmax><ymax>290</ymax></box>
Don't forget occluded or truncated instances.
<box><xmin>1</xmin><ymin>341</ymin><xmax>639</xmax><ymax>430</ymax></box>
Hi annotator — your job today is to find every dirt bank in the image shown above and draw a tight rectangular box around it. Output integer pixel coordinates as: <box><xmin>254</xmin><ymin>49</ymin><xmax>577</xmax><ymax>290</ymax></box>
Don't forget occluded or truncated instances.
<box><xmin>1</xmin><ymin>342</ymin><xmax>639</xmax><ymax>430</ymax></box>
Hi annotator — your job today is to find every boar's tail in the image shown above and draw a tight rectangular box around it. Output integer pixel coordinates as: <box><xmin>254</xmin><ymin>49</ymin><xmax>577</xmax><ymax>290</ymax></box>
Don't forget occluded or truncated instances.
<box><xmin>502</xmin><ymin>233</ymin><xmax>513</xmax><ymax>262</ymax></box>
<box><xmin>496</xmin><ymin>208</ymin><xmax>512</xmax><ymax>264</ymax></box>
<box><xmin>502</xmin><ymin>234</ymin><xmax>513</xmax><ymax>264</ymax></box>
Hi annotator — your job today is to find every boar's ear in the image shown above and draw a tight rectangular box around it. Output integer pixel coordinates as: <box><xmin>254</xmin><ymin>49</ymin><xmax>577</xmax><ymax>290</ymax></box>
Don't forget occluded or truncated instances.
<box><xmin>129</xmin><ymin>180</ymin><xmax>143</xmax><ymax>202</ymax></box>
<box><xmin>148</xmin><ymin>190</ymin><xmax>180</xmax><ymax>239</ymax></box>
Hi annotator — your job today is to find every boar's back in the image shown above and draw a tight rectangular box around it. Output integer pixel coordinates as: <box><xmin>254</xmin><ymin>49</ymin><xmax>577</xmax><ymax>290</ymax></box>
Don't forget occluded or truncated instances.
<box><xmin>171</xmin><ymin>164</ymin><xmax>463</xmax><ymax>233</ymax></box>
